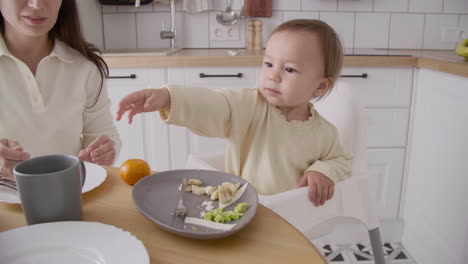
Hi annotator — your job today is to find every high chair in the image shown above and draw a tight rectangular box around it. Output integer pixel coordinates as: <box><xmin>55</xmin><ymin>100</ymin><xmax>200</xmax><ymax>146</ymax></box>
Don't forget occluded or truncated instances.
<box><xmin>185</xmin><ymin>81</ymin><xmax>386</xmax><ymax>264</ymax></box>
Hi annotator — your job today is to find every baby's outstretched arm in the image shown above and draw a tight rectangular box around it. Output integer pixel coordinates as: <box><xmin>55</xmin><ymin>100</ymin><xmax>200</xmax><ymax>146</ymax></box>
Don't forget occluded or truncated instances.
<box><xmin>116</xmin><ymin>88</ymin><xmax>171</xmax><ymax>124</ymax></box>
<box><xmin>296</xmin><ymin>171</ymin><xmax>335</xmax><ymax>207</ymax></box>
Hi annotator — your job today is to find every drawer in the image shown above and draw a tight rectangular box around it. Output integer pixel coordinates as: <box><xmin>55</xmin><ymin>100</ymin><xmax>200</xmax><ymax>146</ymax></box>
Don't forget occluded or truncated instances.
<box><xmin>184</xmin><ymin>66</ymin><xmax>258</xmax><ymax>89</ymax></box>
<box><xmin>367</xmin><ymin>148</ymin><xmax>405</xmax><ymax>219</ymax></box>
<box><xmin>341</xmin><ymin>67</ymin><xmax>413</xmax><ymax>108</ymax></box>
<box><xmin>366</xmin><ymin>108</ymin><xmax>409</xmax><ymax>147</ymax></box>
<box><xmin>107</xmin><ymin>68</ymin><xmax>149</xmax><ymax>87</ymax></box>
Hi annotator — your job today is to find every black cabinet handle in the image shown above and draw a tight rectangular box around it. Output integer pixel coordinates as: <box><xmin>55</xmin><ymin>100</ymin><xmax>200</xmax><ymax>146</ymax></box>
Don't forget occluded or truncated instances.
<box><xmin>340</xmin><ymin>73</ymin><xmax>368</xmax><ymax>78</ymax></box>
<box><xmin>199</xmin><ymin>73</ymin><xmax>243</xmax><ymax>78</ymax></box>
<box><xmin>107</xmin><ymin>74</ymin><xmax>137</xmax><ymax>79</ymax></box>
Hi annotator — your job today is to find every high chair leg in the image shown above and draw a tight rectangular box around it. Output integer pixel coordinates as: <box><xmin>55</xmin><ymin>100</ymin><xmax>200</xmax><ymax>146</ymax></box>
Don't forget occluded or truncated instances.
<box><xmin>369</xmin><ymin>228</ymin><xmax>386</xmax><ymax>264</ymax></box>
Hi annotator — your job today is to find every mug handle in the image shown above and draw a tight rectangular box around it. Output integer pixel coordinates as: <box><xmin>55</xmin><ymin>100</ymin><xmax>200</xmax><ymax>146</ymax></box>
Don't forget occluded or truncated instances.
<box><xmin>80</xmin><ymin>161</ymin><xmax>87</xmax><ymax>188</ymax></box>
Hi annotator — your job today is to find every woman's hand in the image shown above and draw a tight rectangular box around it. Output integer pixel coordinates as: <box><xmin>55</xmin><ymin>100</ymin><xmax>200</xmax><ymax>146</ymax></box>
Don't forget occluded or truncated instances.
<box><xmin>115</xmin><ymin>88</ymin><xmax>171</xmax><ymax>124</ymax></box>
<box><xmin>296</xmin><ymin>170</ymin><xmax>335</xmax><ymax>207</ymax></box>
<box><xmin>0</xmin><ymin>139</ymin><xmax>30</xmax><ymax>177</ymax></box>
<box><xmin>78</xmin><ymin>135</ymin><xmax>116</xmax><ymax>166</ymax></box>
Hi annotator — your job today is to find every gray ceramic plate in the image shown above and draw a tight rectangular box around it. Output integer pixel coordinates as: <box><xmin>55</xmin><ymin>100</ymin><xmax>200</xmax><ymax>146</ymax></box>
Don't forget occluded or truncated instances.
<box><xmin>132</xmin><ymin>169</ymin><xmax>258</xmax><ymax>240</ymax></box>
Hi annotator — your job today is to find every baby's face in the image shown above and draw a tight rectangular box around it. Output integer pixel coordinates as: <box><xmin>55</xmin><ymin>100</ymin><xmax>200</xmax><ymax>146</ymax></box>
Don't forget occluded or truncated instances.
<box><xmin>258</xmin><ymin>30</ymin><xmax>329</xmax><ymax>109</ymax></box>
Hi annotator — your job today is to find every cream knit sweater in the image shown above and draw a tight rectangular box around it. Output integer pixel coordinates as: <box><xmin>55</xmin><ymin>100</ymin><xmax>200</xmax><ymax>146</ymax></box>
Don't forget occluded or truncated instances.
<box><xmin>161</xmin><ymin>85</ymin><xmax>352</xmax><ymax>195</ymax></box>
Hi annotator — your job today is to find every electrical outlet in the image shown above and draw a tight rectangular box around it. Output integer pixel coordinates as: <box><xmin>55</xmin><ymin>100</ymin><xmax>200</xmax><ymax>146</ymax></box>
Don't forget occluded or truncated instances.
<box><xmin>210</xmin><ymin>23</ymin><xmax>240</xmax><ymax>41</ymax></box>
<box><xmin>441</xmin><ymin>28</ymin><xmax>463</xmax><ymax>43</ymax></box>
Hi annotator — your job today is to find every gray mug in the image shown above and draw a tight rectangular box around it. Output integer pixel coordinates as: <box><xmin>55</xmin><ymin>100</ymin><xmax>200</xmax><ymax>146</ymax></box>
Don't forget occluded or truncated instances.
<box><xmin>13</xmin><ymin>155</ymin><xmax>86</xmax><ymax>225</ymax></box>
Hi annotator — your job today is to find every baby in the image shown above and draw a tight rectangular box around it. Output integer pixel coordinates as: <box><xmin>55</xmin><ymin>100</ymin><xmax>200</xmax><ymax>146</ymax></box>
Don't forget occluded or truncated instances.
<box><xmin>116</xmin><ymin>19</ymin><xmax>352</xmax><ymax>206</ymax></box>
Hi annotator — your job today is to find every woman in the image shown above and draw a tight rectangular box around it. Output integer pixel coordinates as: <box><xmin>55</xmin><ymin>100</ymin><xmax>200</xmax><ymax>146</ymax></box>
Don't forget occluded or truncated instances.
<box><xmin>0</xmin><ymin>0</ymin><xmax>121</xmax><ymax>177</ymax></box>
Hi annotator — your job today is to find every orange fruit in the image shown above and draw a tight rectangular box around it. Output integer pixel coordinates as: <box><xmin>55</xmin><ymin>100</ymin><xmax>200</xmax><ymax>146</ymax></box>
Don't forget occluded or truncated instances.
<box><xmin>119</xmin><ymin>159</ymin><xmax>151</xmax><ymax>185</ymax></box>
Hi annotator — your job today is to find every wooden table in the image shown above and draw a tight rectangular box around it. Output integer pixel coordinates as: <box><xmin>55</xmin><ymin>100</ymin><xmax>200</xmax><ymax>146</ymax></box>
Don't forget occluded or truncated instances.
<box><xmin>0</xmin><ymin>167</ymin><xmax>326</xmax><ymax>264</ymax></box>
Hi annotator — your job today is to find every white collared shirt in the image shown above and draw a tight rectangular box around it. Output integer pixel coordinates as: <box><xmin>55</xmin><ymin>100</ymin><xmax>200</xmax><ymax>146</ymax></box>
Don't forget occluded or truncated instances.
<box><xmin>0</xmin><ymin>35</ymin><xmax>121</xmax><ymax>162</ymax></box>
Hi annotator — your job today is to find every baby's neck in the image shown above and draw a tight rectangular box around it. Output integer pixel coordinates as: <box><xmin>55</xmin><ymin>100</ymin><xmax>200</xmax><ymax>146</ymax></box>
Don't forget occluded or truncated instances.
<box><xmin>276</xmin><ymin>104</ymin><xmax>311</xmax><ymax>122</ymax></box>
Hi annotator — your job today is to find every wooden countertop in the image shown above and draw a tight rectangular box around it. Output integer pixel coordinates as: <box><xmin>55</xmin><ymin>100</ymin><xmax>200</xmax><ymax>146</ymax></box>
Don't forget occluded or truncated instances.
<box><xmin>102</xmin><ymin>48</ymin><xmax>468</xmax><ymax>78</ymax></box>
<box><xmin>0</xmin><ymin>167</ymin><xmax>327</xmax><ymax>264</ymax></box>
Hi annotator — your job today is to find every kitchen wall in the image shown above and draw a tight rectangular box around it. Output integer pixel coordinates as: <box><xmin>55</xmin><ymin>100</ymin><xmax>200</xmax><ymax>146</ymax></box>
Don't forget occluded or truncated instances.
<box><xmin>99</xmin><ymin>0</ymin><xmax>468</xmax><ymax>50</ymax></box>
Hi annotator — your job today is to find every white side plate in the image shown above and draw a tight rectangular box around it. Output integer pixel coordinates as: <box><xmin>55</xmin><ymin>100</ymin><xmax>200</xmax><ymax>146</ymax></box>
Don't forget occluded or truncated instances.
<box><xmin>0</xmin><ymin>221</ymin><xmax>149</xmax><ymax>264</ymax></box>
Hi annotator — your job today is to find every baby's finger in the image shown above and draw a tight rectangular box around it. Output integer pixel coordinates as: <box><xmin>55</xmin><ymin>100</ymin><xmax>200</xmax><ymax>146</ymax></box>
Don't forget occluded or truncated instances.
<box><xmin>314</xmin><ymin>184</ymin><xmax>322</xmax><ymax>206</ymax></box>
<box><xmin>308</xmin><ymin>181</ymin><xmax>317</xmax><ymax>204</ymax></box>
<box><xmin>320</xmin><ymin>187</ymin><xmax>328</xmax><ymax>206</ymax></box>
<box><xmin>127</xmin><ymin>107</ymin><xmax>142</xmax><ymax>124</ymax></box>
<box><xmin>328</xmin><ymin>186</ymin><xmax>335</xmax><ymax>200</ymax></box>
<box><xmin>116</xmin><ymin>105</ymin><xmax>133</xmax><ymax>121</ymax></box>
<box><xmin>295</xmin><ymin>174</ymin><xmax>308</xmax><ymax>188</ymax></box>
<box><xmin>116</xmin><ymin>93</ymin><xmax>141</xmax><ymax>120</ymax></box>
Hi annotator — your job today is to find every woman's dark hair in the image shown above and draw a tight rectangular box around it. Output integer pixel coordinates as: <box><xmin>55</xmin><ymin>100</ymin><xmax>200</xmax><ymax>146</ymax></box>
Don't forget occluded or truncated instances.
<box><xmin>1</xmin><ymin>0</ymin><xmax>108</xmax><ymax>107</ymax></box>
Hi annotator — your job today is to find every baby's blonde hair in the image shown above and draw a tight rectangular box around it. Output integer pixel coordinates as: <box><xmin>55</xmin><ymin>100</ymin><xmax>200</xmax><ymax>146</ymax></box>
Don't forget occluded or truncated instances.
<box><xmin>271</xmin><ymin>19</ymin><xmax>344</xmax><ymax>94</ymax></box>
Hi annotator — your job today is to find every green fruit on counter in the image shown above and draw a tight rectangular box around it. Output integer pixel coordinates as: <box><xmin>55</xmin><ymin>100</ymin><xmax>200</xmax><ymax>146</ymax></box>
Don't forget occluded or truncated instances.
<box><xmin>455</xmin><ymin>39</ymin><xmax>468</xmax><ymax>60</ymax></box>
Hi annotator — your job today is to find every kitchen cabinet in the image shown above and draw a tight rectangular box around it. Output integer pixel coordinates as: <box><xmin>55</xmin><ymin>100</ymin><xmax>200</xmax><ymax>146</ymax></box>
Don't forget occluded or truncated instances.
<box><xmin>341</xmin><ymin>67</ymin><xmax>413</xmax><ymax>221</ymax></box>
<box><xmin>402</xmin><ymin>68</ymin><xmax>468</xmax><ymax>264</ymax></box>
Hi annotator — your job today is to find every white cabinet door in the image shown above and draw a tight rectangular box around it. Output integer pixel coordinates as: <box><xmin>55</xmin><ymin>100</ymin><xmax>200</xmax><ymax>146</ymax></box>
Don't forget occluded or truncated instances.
<box><xmin>341</xmin><ymin>67</ymin><xmax>414</xmax><ymax>107</ymax></box>
<box><xmin>367</xmin><ymin>148</ymin><xmax>405</xmax><ymax>219</ymax></box>
<box><xmin>402</xmin><ymin>69</ymin><xmax>468</xmax><ymax>264</ymax></box>
<box><xmin>366</xmin><ymin>108</ymin><xmax>410</xmax><ymax>147</ymax></box>
<box><xmin>107</xmin><ymin>68</ymin><xmax>149</xmax><ymax>167</ymax></box>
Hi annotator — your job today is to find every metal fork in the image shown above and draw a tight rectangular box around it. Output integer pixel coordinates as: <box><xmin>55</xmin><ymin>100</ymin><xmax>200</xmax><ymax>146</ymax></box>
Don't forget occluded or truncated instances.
<box><xmin>173</xmin><ymin>177</ymin><xmax>188</xmax><ymax>217</ymax></box>
<box><xmin>0</xmin><ymin>177</ymin><xmax>17</xmax><ymax>191</ymax></box>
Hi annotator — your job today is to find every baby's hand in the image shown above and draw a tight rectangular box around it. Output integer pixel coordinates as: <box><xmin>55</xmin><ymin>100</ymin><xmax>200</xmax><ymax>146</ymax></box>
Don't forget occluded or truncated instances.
<box><xmin>115</xmin><ymin>88</ymin><xmax>171</xmax><ymax>124</ymax></box>
<box><xmin>296</xmin><ymin>171</ymin><xmax>335</xmax><ymax>207</ymax></box>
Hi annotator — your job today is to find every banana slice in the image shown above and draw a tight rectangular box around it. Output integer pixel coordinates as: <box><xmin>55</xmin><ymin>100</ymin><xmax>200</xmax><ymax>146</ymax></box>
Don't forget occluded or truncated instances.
<box><xmin>218</xmin><ymin>184</ymin><xmax>232</xmax><ymax>205</ymax></box>
<box><xmin>178</xmin><ymin>184</ymin><xmax>192</xmax><ymax>192</ymax></box>
<box><xmin>205</xmin><ymin>186</ymin><xmax>217</xmax><ymax>195</ymax></box>
<box><xmin>221</xmin><ymin>182</ymin><xmax>236</xmax><ymax>196</ymax></box>
<box><xmin>191</xmin><ymin>185</ymin><xmax>206</xmax><ymax>195</ymax></box>
<box><xmin>188</xmin><ymin>178</ymin><xmax>203</xmax><ymax>185</ymax></box>
<box><xmin>210</xmin><ymin>189</ymin><xmax>219</xmax><ymax>200</ymax></box>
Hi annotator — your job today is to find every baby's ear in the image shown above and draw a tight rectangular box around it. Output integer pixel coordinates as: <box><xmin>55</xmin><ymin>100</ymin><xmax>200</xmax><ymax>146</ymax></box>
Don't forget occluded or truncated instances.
<box><xmin>313</xmin><ymin>78</ymin><xmax>331</xmax><ymax>97</ymax></box>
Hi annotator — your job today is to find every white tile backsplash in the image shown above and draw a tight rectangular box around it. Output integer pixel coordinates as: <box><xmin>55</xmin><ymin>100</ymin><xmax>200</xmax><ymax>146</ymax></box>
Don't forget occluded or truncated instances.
<box><xmin>259</xmin><ymin>11</ymin><xmax>284</xmax><ymax>48</ymax></box>
<box><xmin>178</xmin><ymin>12</ymin><xmax>210</xmax><ymax>48</ymax></box>
<box><xmin>98</xmin><ymin>0</ymin><xmax>468</xmax><ymax>51</ymax></box>
<box><xmin>210</xmin><ymin>0</ymin><xmax>243</xmax><ymax>11</ymax></box>
<box><xmin>136</xmin><ymin>12</ymin><xmax>166</xmax><ymax>48</ymax></box>
<box><xmin>355</xmin><ymin>13</ymin><xmax>390</xmax><ymax>49</ymax></box>
<box><xmin>374</xmin><ymin>0</ymin><xmax>408</xmax><ymax>12</ymax></box>
<box><xmin>302</xmin><ymin>0</ymin><xmax>338</xmax><ymax>11</ymax></box>
<box><xmin>443</xmin><ymin>0</ymin><xmax>468</xmax><ymax>14</ymax></box>
<box><xmin>319</xmin><ymin>12</ymin><xmax>355</xmax><ymax>49</ymax></box>
<box><xmin>118</xmin><ymin>3</ymin><xmax>154</xmax><ymax>12</ymax></box>
<box><xmin>283</xmin><ymin>11</ymin><xmax>319</xmax><ymax>22</ymax></box>
<box><xmin>103</xmin><ymin>13</ymin><xmax>137</xmax><ymax>49</ymax></box>
<box><xmin>389</xmin><ymin>13</ymin><xmax>425</xmax><ymax>49</ymax></box>
<box><xmin>423</xmin><ymin>14</ymin><xmax>459</xmax><ymax>49</ymax></box>
<box><xmin>409</xmin><ymin>0</ymin><xmax>443</xmax><ymax>13</ymax></box>
<box><xmin>274</xmin><ymin>0</ymin><xmax>301</xmax><ymax>11</ymax></box>
<box><xmin>154</xmin><ymin>0</ymin><xmax>183</xmax><ymax>12</ymax></box>
<box><xmin>338</xmin><ymin>0</ymin><xmax>373</xmax><ymax>12</ymax></box>
<box><xmin>461</xmin><ymin>15</ymin><xmax>468</xmax><ymax>39</ymax></box>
